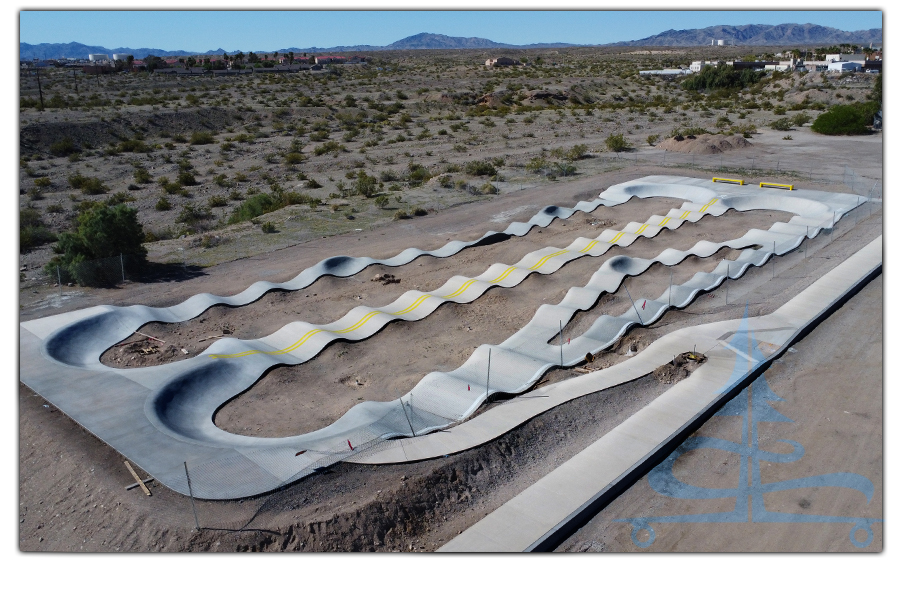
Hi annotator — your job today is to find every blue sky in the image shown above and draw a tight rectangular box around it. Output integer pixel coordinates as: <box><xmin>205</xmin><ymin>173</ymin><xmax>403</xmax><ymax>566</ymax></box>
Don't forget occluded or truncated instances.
<box><xmin>19</xmin><ymin>6</ymin><xmax>883</xmax><ymax>52</ymax></box>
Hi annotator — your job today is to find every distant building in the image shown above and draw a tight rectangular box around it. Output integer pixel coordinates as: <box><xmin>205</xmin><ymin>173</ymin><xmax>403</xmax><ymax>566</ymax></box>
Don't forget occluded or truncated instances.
<box><xmin>828</xmin><ymin>61</ymin><xmax>863</xmax><ymax>72</ymax></box>
<box><xmin>88</xmin><ymin>53</ymin><xmax>109</xmax><ymax>63</ymax></box>
<box><xmin>315</xmin><ymin>55</ymin><xmax>346</xmax><ymax>64</ymax></box>
<box><xmin>485</xmin><ymin>57</ymin><xmax>521</xmax><ymax>67</ymax></box>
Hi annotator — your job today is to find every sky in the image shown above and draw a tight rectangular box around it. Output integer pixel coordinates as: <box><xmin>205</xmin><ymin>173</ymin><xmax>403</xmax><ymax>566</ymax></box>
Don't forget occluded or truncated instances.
<box><xmin>18</xmin><ymin>3</ymin><xmax>883</xmax><ymax>53</ymax></box>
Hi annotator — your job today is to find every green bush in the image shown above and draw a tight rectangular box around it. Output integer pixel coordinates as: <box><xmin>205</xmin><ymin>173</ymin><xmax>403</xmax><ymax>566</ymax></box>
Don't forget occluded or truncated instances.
<box><xmin>770</xmin><ymin>118</ymin><xmax>794</xmax><ymax>131</ymax></box>
<box><xmin>464</xmin><ymin>160</ymin><xmax>497</xmax><ymax>177</ymax></box>
<box><xmin>44</xmin><ymin>203</ymin><xmax>147</xmax><ymax>286</ymax></box>
<box><xmin>605</xmin><ymin>133</ymin><xmax>631</xmax><ymax>152</ymax></box>
<box><xmin>681</xmin><ymin>65</ymin><xmax>764</xmax><ymax>92</ymax></box>
<box><xmin>226</xmin><ymin>189</ymin><xmax>315</xmax><ymax>224</ymax></box>
<box><xmin>49</xmin><ymin>137</ymin><xmax>77</xmax><ymax>157</ymax></box>
<box><xmin>189</xmin><ymin>131</ymin><xmax>215</xmax><ymax>145</ymax></box>
<box><xmin>155</xmin><ymin>197</ymin><xmax>172</xmax><ymax>211</ymax></box>
<box><xmin>20</xmin><ymin>207</ymin><xmax>57</xmax><ymax>252</ymax></box>
<box><xmin>134</xmin><ymin>168</ymin><xmax>152</xmax><ymax>184</ymax></box>
<box><xmin>810</xmin><ymin>102</ymin><xmax>878</xmax><ymax>135</ymax></box>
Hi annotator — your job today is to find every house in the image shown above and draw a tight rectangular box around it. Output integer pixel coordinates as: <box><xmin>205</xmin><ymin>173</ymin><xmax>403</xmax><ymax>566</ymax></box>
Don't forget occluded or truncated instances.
<box><xmin>485</xmin><ymin>57</ymin><xmax>521</xmax><ymax>67</ymax></box>
<box><xmin>828</xmin><ymin>61</ymin><xmax>863</xmax><ymax>72</ymax></box>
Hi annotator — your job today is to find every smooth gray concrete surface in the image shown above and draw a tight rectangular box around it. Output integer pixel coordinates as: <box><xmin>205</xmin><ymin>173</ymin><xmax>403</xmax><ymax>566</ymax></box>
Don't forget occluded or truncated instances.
<box><xmin>438</xmin><ymin>236</ymin><xmax>882</xmax><ymax>551</ymax></box>
<box><xmin>19</xmin><ymin>176</ymin><xmax>869</xmax><ymax>499</ymax></box>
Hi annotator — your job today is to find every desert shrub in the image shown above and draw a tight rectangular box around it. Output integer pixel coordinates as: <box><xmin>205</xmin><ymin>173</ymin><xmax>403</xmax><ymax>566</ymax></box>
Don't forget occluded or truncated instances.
<box><xmin>681</xmin><ymin>65</ymin><xmax>764</xmax><ymax>92</ymax></box>
<box><xmin>155</xmin><ymin>197</ymin><xmax>172</xmax><ymax>211</ymax></box>
<box><xmin>313</xmin><ymin>141</ymin><xmax>346</xmax><ymax>156</ymax></box>
<box><xmin>49</xmin><ymin>137</ymin><xmax>77</xmax><ymax>157</ymax></box>
<box><xmin>45</xmin><ymin>203</ymin><xmax>147</xmax><ymax>286</ymax></box>
<box><xmin>479</xmin><ymin>183</ymin><xmax>499</xmax><ymax>195</ymax></box>
<box><xmin>353</xmin><ymin>171</ymin><xmax>380</xmax><ymax>197</ymax></box>
<box><xmin>284</xmin><ymin>152</ymin><xmax>305</xmax><ymax>165</ymax></box>
<box><xmin>213</xmin><ymin>174</ymin><xmax>230</xmax><ymax>187</ymax></box>
<box><xmin>20</xmin><ymin>207</ymin><xmax>57</xmax><ymax>252</ymax></box>
<box><xmin>118</xmin><ymin>139</ymin><xmax>152</xmax><ymax>153</ymax></box>
<box><xmin>464</xmin><ymin>160</ymin><xmax>497</xmax><ymax>176</ymax></box>
<box><xmin>380</xmin><ymin>170</ymin><xmax>399</xmax><ymax>182</ymax></box>
<box><xmin>374</xmin><ymin>195</ymin><xmax>390</xmax><ymax>209</ymax></box>
<box><xmin>133</xmin><ymin>167</ymin><xmax>152</xmax><ymax>184</ymax></box>
<box><xmin>810</xmin><ymin>103</ymin><xmax>878</xmax><ymax>135</ymax></box>
<box><xmin>605</xmin><ymin>133</ymin><xmax>631</xmax><ymax>152</ymax></box>
<box><xmin>261</xmin><ymin>221</ymin><xmax>277</xmax><ymax>233</ymax></box>
<box><xmin>791</xmin><ymin>112</ymin><xmax>812</xmax><ymax>127</ymax></box>
<box><xmin>46</xmin><ymin>203</ymin><xmax>64</xmax><ymax>214</ymax></box>
<box><xmin>646</xmin><ymin>134</ymin><xmax>660</xmax><ymax>146</ymax></box>
<box><xmin>176</xmin><ymin>203</ymin><xmax>213</xmax><ymax>233</ymax></box>
<box><xmin>770</xmin><ymin>118</ymin><xmax>794</xmax><ymax>131</ymax></box>
<box><xmin>34</xmin><ymin>177</ymin><xmax>52</xmax><ymax>189</ymax></box>
<box><xmin>405</xmin><ymin>163</ymin><xmax>432</xmax><ymax>187</ymax></box>
<box><xmin>392</xmin><ymin>209</ymin><xmax>410</xmax><ymax>220</ymax></box>
<box><xmin>564</xmin><ymin>144</ymin><xmax>589</xmax><ymax>161</ymax></box>
<box><xmin>226</xmin><ymin>188</ymin><xmax>315</xmax><ymax>224</ymax></box>
<box><xmin>413</xmin><ymin>207</ymin><xmax>428</xmax><ymax>216</ymax></box>
<box><xmin>189</xmin><ymin>131</ymin><xmax>215</xmax><ymax>145</ymax></box>
<box><xmin>106</xmin><ymin>192</ymin><xmax>135</xmax><ymax>205</ymax></box>
<box><xmin>177</xmin><ymin>171</ymin><xmax>199</xmax><ymax>186</ymax></box>
<box><xmin>208</xmin><ymin>195</ymin><xmax>228</xmax><ymax>207</ymax></box>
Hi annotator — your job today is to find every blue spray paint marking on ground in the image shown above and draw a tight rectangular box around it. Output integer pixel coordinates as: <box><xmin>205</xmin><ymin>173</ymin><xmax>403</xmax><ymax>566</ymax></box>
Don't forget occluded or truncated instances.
<box><xmin>616</xmin><ymin>305</ymin><xmax>881</xmax><ymax>549</ymax></box>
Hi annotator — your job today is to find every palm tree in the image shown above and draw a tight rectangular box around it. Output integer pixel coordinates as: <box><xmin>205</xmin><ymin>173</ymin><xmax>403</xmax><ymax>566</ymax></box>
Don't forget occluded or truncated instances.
<box><xmin>288</xmin><ymin>51</ymin><xmax>294</xmax><ymax>65</ymax></box>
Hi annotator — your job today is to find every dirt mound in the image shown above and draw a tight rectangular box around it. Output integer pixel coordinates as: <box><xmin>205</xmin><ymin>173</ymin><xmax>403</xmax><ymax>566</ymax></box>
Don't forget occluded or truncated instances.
<box><xmin>657</xmin><ymin>134</ymin><xmax>752</xmax><ymax>155</ymax></box>
<box><xmin>653</xmin><ymin>351</ymin><xmax>707</xmax><ymax>384</ymax></box>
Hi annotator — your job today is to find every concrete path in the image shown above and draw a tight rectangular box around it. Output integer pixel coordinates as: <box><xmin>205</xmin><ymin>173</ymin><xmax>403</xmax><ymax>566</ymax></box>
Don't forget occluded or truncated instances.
<box><xmin>437</xmin><ymin>236</ymin><xmax>882</xmax><ymax>551</ymax></box>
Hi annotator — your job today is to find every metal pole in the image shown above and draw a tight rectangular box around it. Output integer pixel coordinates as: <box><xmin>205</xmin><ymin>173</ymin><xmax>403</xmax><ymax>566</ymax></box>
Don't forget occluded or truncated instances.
<box><xmin>183</xmin><ymin>462</ymin><xmax>200</xmax><ymax>531</ymax></box>
<box><xmin>725</xmin><ymin>264</ymin><xmax>729</xmax><ymax>305</ymax></box>
<box><xmin>120</xmin><ymin>253</ymin><xmax>125</xmax><ymax>283</ymax></box>
<box><xmin>485</xmin><ymin>348</ymin><xmax>491</xmax><ymax>401</ymax></box>
<box><xmin>559</xmin><ymin>320</ymin><xmax>564</xmax><ymax>366</ymax></box>
<box><xmin>622</xmin><ymin>281</ymin><xmax>643</xmax><ymax>325</ymax></box>
<box><xmin>669</xmin><ymin>270</ymin><xmax>673</xmax><ymax>306</ymax></box>
<box><xmin>400</xmin><ymin>397</ymin><xmax>415</xmax><ymax>437</ymax></box>
<box><xmin>57</xmin><ymin>265</ymin><xmax>62</xmax><ymax>296</ymax></box>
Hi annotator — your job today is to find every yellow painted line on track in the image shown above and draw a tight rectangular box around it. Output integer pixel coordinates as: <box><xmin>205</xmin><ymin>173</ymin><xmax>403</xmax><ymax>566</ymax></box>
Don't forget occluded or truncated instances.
<box><xmin>211</xmin><ymin>310</ymin><xmax>388</xmax><ymax>358</ymax></box>
<box><xmin>699</xmin><ymin>197</ymin><xmax>719</xmax><ymax>212</ymax></box>
<box><xmin>635</xmin><ymin>223</ymin><xmax>649</xmax><ymax>235</ymax></box>
<box><xmin>659</xmin><ymin>217</ymin><xmax>671</xmax><ymax>226</ymax></box>
<box><xmin>489</xmin><ymin>266</ymin><xmax>519</xmax><ymax>284</ymax></box>
<box><xmin>528</xmin><ymin>249</ymin><xmax>569</xmax><ymax>271</ymax></box>
<box><xmin>609</xmin><ymin>231</ymin><xmax>625</xmax><ymax>244</ymax></box>
<box><xmin>391</xmin><ymin>294</ymin><xmax>431</xmax><ymax>316</ymax></box>
<box><xmin>679</xmin><ymin>210</ymin><xmax>691</xmax><ymax>220</ymax></box>
<box><xmin>442</xmin><ymin>279</ymin><xmax>476</xmax><ymax>299</ymax></box>
<box><xmin>579</xmin><ymin>239</ymin><xmax>600</xmax><ymax>253</ymax></box>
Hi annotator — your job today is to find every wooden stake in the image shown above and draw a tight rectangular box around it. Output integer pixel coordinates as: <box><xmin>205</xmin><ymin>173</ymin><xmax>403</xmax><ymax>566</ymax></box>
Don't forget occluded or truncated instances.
<box><xmin>124</xmin><ymin>461</ymin><xmax>151</xmax><ymax>496</ymax></box>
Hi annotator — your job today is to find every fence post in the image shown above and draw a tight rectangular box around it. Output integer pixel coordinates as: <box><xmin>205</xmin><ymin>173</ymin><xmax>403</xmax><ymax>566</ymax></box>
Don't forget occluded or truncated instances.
<box><xmin>668</xmin><ymin>270</ymin><xmax>673</xmax><ymax>306</ymax></box>
<box><xmin>400</xmin><ymin>396</ymin><xmax>415</xmax><ymax>437</ymax></box>
<box><xmin>725</xmin><ymin>263</ymin><xmax>729</xmax><ymax>305</ymax></box>
<box><xmin>183</xmin><ymin>461</ymin><xmax>200</xmax><ymax>531</ymax></box>
<box><xmin>57</xmin><ymin>265</ymin><xmax>62</xmax><ymax>297</ymax></box>
<box><xmin>120</xmin><ymin>253</ymin><xmax>125</xmax><ymax>283</ymax></box>
<box><xmin>622</xmin><ymin>280</ymin><xmax>643</xmax><ymax>325</ymax></box>
<box><xmin>559</xmin><ymin>320</ymin><xmax>564</xmax><ymax>366</ymax></box>
<box><xmin>485</xmin><ymin>348</ymin><xmax>491</xmax><ymax>402</ymax></box>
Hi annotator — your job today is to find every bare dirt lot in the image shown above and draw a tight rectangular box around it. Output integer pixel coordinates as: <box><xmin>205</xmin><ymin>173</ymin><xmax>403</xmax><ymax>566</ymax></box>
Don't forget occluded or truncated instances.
<box><xmin>18</xmin><ymin>45</ymin><xmax>882</xmax><ymax>553</ymax></box>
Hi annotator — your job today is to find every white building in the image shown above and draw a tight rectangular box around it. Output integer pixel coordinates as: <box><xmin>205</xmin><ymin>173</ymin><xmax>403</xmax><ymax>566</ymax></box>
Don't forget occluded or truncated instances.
<box><xmin>88</xmin><ymin>54</ymin><xmax>109</xmax><ymax>62</ymax></box>
<box><xmin>112</xmin><ymin>53</ymin><xmax>130</xmax><ymax>61</ymax></box>
<box><xmin>690</xmin><ymin>60</ymin><xmax>708</xmax><ymax>72</ymax></box>
<box><xmin>828</xmin><ymin>61</ymin><xmax>863</xmax><ymax>72</ymax></box>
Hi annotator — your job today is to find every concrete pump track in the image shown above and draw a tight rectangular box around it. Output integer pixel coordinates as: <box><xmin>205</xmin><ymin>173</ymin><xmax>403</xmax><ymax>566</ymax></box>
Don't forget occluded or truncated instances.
<box><xmin>19</xmin><ymin>176</ymin><xmax>872</xmax><ymax>500</ymax></box>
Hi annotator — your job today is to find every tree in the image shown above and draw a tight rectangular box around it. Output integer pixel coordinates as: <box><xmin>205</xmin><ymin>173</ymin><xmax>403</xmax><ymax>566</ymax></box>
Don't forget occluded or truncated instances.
<box><xmin>45</xmin><ymin>203</ymin><xmax>147</xmax><ymax>286</ymax></box>
<box><xmin>288</xmin><ymin>51</ymin><xmax>294</xmax><ymax>65</ymax></box>
<box><xmin>811</xmin><ymin>103</ymin><xmax>878</xmax><ymax>135</ymax></box>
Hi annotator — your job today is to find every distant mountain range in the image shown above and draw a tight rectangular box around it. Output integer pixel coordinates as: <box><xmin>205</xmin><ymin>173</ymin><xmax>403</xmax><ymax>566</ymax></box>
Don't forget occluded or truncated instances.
<box><xmin>19</xmin><ymin>24</ymin><xmax>882</xmax><ymax>60</ymax></box>
<box><xmin>615</xmin><ymin>23</ymin><xmax>882</xmax><ymax>47</ymax></box>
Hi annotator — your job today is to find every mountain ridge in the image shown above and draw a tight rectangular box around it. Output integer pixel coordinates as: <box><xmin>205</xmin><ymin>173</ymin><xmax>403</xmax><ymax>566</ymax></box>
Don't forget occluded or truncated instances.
<box><xmin>20</xmin><ymin>24</ymin><xmax>882</xmax><ymax>60</ymax></box>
